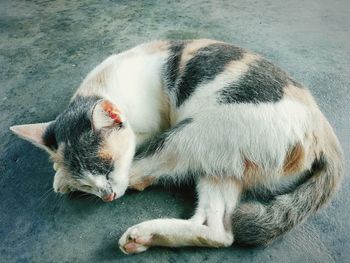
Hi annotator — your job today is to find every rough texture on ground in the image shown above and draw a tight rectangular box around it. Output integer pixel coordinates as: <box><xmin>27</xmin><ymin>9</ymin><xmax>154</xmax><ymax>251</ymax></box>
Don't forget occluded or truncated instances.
<box><xmin>1</xmin><ymin>0</ymin><xmax>349</xmax><ymax>262</ymax></box>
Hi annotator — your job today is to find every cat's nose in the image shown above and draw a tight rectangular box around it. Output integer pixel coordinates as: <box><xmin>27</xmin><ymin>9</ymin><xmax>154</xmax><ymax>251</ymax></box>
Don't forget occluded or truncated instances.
<box><xmin>102</xmin><ymin>192</ymin><xmax>116</xmax><ymax>202</ymax></box>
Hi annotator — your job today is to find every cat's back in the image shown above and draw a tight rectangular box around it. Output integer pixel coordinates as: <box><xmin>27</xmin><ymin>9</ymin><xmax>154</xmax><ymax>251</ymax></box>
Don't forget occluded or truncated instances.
<box><xmin>158</xmin><ymin>39</ymin><xmax>314</xmax><ymax>108</ymax></box>
<box><xmin>155</xmin><ymin>39</ymin><xmax>327</xmax><ymax>176</ymax></box>
<box><xmin>124</xmin><ymin>39</ymin><xmax>320</xmax><ymax>149</ymax></box>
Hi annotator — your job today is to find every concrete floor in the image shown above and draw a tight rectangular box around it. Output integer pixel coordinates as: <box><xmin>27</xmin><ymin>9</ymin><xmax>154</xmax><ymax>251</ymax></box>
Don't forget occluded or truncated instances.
<box><xmin>1</xmin><ymin>0</ymin><xmax>349</xmax><ymax>262</ymax></box>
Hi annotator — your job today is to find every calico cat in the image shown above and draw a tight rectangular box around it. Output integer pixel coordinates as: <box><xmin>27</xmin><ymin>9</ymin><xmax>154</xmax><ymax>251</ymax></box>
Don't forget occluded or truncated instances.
<box><xmin>10</xmin><ymin>39</ymin><xmax>344</xmax><ymax>254</ymax></box>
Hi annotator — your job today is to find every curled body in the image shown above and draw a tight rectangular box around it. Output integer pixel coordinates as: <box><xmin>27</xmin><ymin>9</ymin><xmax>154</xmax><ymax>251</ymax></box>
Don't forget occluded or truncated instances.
<box><xmin>11</xmin><ymin>39</ymin><xmax>344</xmax><ymax>253</ymax></box>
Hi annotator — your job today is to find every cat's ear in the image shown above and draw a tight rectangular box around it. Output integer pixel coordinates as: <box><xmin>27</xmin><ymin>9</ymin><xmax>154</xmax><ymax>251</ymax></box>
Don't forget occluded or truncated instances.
<box><xmin>91</xmin><ymin>100</ymin><xmax>125</xmax><ymax>131</ymax></box>
<box><xmin>10</xmin><ymin>121</ymin><xmax>55</xmax><ymax>153</ymax></box>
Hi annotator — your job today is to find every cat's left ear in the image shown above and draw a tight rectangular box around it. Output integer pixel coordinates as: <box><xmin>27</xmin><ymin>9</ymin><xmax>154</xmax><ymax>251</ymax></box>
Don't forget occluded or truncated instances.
<box><xmin>91</xmin><ymin>100</ymin><xmax>125</xmax><ymax>132</ymax></box>
<box><xmin>10</xmin><ymin>121</ymin><xmax>55</xmax><ymax>153</ymax></box>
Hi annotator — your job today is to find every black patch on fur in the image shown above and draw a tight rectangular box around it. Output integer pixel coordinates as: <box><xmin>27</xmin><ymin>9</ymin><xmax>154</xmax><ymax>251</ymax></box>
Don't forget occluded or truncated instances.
<box><xmin>164</xmin><ymin>41</ymin><xmax>186</xmax><ymax>92</ymax></box>
<box><xmin>62</xmin><ymin>131</ymin><xmax>113</xmax><ymax>177</ymax></box>
<box><xmin>43</xmin><ymin>123</ymin><xmax>58</xmax><ymax>150</ymax></box>
<box><xmin>53</xmin><ymin>96</ymin><xmax>113</xmax><ymax>177</ymax></box>
<box><xmin>310</xmin><ymin>153</ymin><xmax>326</xmax><ymax>172</ymax></box>
<box><xmin>217</xmin><ymin>59</ymin><xmax>289</xmax><ymax>104</ymax></box>
<box><xmin>175</xmin><ymin>43</ymin><xmax>244</xmax><ymax>107</ymax></box>
<box><xmin>135</xmin><ymin>118</ymin><xmax>193</xmax><ymax>159</ymax></box>
<box><xmin>54</xmin><ymin>96</ymin><xmax>98</xmax><ymax>143</ymax></box>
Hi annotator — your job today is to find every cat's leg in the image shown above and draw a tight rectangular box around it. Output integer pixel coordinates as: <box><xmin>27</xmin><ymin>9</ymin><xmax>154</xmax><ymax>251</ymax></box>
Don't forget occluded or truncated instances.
<box><xmin>119</xmin><ymin>176</ymin><xmax>242</xmax><ymax>254</ymax></box>
<box><xmin>128</xmin><ymin>118</ymin><xmax>193</xmax><ymax>191</ymax></box>
<box><xmin>128</xmin><ymin>157</ymin><xmax>172</xmax><ymax>191</ymax></box>
<box><xmin>127</xmin><ymin>159</ymin><xmax>155</xmax><ymax>191</ymax></box>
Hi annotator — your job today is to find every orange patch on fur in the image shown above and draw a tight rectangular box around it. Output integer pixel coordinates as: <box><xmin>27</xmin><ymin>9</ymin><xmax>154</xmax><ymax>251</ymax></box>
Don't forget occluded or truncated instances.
<box><xmin>284</xmin><ymin>85</ymin><xmax>317</xmax><ymax>107</ymax></box>
<box><xmin>244</xmin><ymin>159</ymin><xmax>259</xmax><ymax>175</ymax></box>
<box><xmin>129</xmin><ymin>177</ymin><xmax>155</xmax><ymax>191</ymax></box>
<box><xmin>99</xmin><ymin>148</ymin><xmax>113</xmax><ymax>161</ymax></box>
<box><xmin>283</xmin><ymin>143</ymin><xmax>305</xmax><ymax>175</ymax></box>
<box><xmin>144</xmin><ymin>40</ymin><xmax>170</xmax><ymax>53</ymax></box>
<box><xmin>242</xmin><ymin>159</ymin><xmax>261</xmax><ymax>188</ymax></box>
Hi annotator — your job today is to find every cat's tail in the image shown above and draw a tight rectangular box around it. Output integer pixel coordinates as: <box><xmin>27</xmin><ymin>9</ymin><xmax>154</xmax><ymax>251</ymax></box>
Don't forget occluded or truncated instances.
<box><xmin>232</xmin><ymin>117</ymin><xmax>344</xmax><ymax>246</ymax></box>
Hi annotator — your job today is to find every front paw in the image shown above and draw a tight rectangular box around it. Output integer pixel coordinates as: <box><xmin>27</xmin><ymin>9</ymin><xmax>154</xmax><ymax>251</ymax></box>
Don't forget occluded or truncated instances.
<box><xmin>129</xmin><ymin>176</ymin><xmax>155</xmax><ymax>191</ymax></box>
<box><xmin>119</xmin><ymin>225</ymin><xmax>154</xmax><ymax>254</ymax></box>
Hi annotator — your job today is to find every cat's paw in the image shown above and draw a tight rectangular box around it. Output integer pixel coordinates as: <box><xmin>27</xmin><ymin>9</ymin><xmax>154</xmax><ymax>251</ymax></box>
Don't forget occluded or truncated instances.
<box><xmin>119</xmin><ymin>225</ymin><xmax>153</xmax><ymax>254</ymax></box>
<box><xmin>129</xmin><ymin>177</ymin><xmax>155</xmax><ymax>191</ymax></box>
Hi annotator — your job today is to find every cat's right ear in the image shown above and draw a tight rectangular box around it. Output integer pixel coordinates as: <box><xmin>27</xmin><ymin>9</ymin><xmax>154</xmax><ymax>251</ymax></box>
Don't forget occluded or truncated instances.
<box><xmin>10</xmin><ymin>121</ymin><xmax>56</xmax><ymax>153</ymax></box>
<box><xmin>91</xmin><ymin>100</ymin><xmax>125</xmax><ymax>132</ymax></box>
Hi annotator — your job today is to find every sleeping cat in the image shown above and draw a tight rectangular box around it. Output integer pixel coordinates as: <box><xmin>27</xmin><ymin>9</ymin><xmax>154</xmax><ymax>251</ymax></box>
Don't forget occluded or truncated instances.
<box><xmin>10</xmin><ymin>39</ymin><xmax>344</xmax><ymax>254</ymax></box>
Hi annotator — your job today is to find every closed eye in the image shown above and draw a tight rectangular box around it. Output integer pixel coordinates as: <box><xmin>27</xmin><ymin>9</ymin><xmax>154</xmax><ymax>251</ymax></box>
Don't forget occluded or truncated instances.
<box><xmin>80</xmin><ymin>185</ymin><xmax>93</xmax><ymax>190</ymax></box>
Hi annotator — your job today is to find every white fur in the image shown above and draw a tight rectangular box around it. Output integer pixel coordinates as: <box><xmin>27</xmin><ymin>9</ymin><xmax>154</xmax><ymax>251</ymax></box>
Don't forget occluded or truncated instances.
<box><xmin>76</xmin><ymin>46</ymin><xmax>170</xmax><ymax>144</ymax></box>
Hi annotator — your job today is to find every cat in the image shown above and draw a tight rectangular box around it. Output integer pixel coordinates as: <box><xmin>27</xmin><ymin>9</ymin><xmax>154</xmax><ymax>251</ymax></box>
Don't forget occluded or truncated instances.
<box><xmin>10</xmin><ymin>39</ymin><xmax>344</xmax><ymax>254</ymax></box>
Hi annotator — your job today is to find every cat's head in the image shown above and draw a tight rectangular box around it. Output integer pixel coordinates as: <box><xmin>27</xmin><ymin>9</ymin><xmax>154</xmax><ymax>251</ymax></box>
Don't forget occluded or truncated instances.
<box><xmin>10</xmin><ymin>96</ymin><xmax>135</xmax><ymax>201</ymax></box>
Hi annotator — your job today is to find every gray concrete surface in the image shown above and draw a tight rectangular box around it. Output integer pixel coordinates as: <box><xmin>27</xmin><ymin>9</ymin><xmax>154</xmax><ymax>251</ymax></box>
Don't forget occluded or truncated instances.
<box><xmin>1</xmin><ymin>0</ymin><xmax>349</xmax><ymax>262</ymax></box>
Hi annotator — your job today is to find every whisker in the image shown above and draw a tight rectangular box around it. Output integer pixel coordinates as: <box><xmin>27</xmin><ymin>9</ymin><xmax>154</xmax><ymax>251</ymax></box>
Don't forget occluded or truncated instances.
<box><xmin>38</xmin><ymin>188</ymin><xmax>54</xmax><ymax>208</ymax></box>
